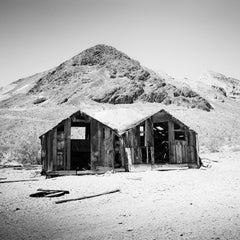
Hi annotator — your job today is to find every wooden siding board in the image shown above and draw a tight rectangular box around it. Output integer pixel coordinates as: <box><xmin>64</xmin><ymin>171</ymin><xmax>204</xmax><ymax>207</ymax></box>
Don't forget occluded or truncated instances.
<box><xmin>41</xmin><ymin>135</ymin><xmax>47</xmax><ymax>172</ymax></box>
<box><xmin>52</xmin><ymin>128</ymin><xmax>57</xmax><ymax>170</ymax></box>
<box><xmin>150</xmin><ymin>146</ymin><xmax>155</xmax><ymax>164</ymax></box>
<box><xmin>45</xmin><ymin>134</ymin><xmax>49</xmax><ymax>171</ymax></box>
<box><xmin>131</xmin><ymin>127</ymin><xmax>142</xmax><ymax>164</ymax></box>
<box><xmin>145</xmin><ymin>118</ymin><xmax>154</xmax><ymax>147</ymax></box>
<box><xmin>189</xmin><ymin>130</ymin><xmax>197</xmax><ymax>164</ymax></box>
<box><xmin>98</xmin><ymin>123</ymin><xmax>102</xmax><ymax>166</ymax></box>
<box><xmin>48</xmin><ymin>131</ymin><xmax>53</xmax><ymax>171</ymax></box>
<box><xmin>64</xmin><ymin>118</ymin><xmax>71</xmax><ymax>170</ymax></box>
<box><xmin>104</xmin><ymin>128</ymin><xmax>111</xmax><ymax>167</ymax></box>
<box><xmin>90</xmin><ymin>119</ymin><xmax>99</xmax><ymax>170</ymax></box>
<box><xmin>168</xmin><ymin>121</ymin><xmax>175</xmax><ymax>164</ymax></box>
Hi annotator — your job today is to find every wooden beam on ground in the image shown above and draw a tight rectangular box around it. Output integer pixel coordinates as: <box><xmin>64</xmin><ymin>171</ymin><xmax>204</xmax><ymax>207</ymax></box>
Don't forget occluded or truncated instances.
<box><xmin>55</xmin><ymin>189</ymin><xmax>120</xmax><ymax>204</ymax></box>
<box><xmin>37</xmin><ymin>189</ymin><xmax>69</xmax><ymax>194</ymax></box>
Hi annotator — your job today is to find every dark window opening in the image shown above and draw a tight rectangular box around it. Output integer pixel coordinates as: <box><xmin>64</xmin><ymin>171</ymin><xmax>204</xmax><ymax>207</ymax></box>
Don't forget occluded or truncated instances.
<box><xmin>174</xmin><ymin>122</ymin><xmax>186</xmax><ymax>141</ymax></box>
<box><xmin>174</xmin><ymin>123</ymin><xmax>181</xmax><ymax>130</ymax></box>
<box><xmin>175</xmin><ymin>131</ymin><xmax>186</xmax><ymax>141</ymax></box>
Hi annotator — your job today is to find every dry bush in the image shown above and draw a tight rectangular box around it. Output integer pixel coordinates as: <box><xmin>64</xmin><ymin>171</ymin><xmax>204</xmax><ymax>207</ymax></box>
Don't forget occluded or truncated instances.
<box><xmin>204</xmin><ymin>137</ymin><xmax>224</xmax><ymax>153</ymax></box>
<box><xmin>229</xmin><ymin>145</ymin><xmax>240</xmax><ymax>152</ymax></box>
<box><xmin>3</xmin><ymin>135</ymin><xmax>41</xmax><ymax>165</ymax></box>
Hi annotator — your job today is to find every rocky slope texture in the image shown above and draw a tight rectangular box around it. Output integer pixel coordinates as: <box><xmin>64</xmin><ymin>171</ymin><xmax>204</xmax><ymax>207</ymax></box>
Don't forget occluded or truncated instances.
<box><xmin>164</xmin><ymin>70</ymin><xmax>240</xmax><ymax>103</ymax></box>
<box><xmin>199</xmin><ymin>71</ymin><xmax>240</xmax><ymax>100</ymax></box>
<box><xmin>0</xmin><ymin>44</ymin><xmax>212</xmax><ymax>111</ymax></box>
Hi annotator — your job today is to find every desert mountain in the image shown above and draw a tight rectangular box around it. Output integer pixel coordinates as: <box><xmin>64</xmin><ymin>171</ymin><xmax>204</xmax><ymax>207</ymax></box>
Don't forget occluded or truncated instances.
<box><xmin>1</xmin><ymin>44</ymin><xmax>240</xmax><ymax>164</ymax></box>
<box><xmin>162</xmin><ymin>70</ymin><xmax>240</xmax><ymax>103</ymax></box>
<box><xmin>0</xmin><ymin>44</ymin><xmax>212</xmax><ymax>111</ymax></box>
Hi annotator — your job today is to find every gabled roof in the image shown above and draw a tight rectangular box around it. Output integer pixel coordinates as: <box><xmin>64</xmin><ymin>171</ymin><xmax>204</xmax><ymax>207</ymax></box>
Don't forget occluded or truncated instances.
<box><xmin>40</xmin><ymin>106</ymin><xmax>196</xmax><ymax>138</ymax></box>
<box><xmin>118</xmin><ymin>109</ymin><xmax>192</xmax><ymax>134</ymax></box>
<box><xmin>39</xmin><ymin>109</ymin><xmax>119</xmax><ymax>138</ymax></box>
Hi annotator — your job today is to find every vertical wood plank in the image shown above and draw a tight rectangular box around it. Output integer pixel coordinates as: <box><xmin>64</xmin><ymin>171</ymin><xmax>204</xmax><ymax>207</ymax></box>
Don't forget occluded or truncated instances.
<box><xmin>195</xmin><ymin>133</ymin><xmax>200</xmax><ymax>167</ymax></box>
<box><xmin>175</xmin><ymin>142</ymin><xmax>179</xmax><ymax>163</ymax></box>
<box><xmin>104</xmin><ymin>127</ymin><xmax>110</xmax><ymax>166</ymax></box>
<box><xmin>98</xmin><ymin>123</ymin><xmax>102</xmax><ymax>166</ymax></box>
<box><xmin>189</xmin><ymin>130</ymin><xmax>196</xmax><ymax>164</ymax></box>
<box><xmin>168</xmin><ymin>121</ymin><xmax>175</xmax><ymax>164</ymax></box>
<box><xmin>132</xmin><ymin>127</ymin><xmax>142</xmax><ymax>164</ymax></box>
<box><xmin>48</xmin><ymin>131</ymin><xmax>53</xmax><ymax>171</ymax></box>
<box><xmin>125</xmin><ymin>147</ymin><xmax>132</xmax><ymax>171</ymax></box>
<box><xmin>45</xmin><ymin>134</ymin><xmax>49</xmax><ymax>171</ymax></box>
<box><xmin>145</xmin><ymin>118</ymin><xmax>154</xmax><ymax>147</ymax></box>
<box><xmin>90</xmin><ymin>119</ymin><xmax>99</xmax><ymax>170</ymax></box>
<box><xmin>64</xmin><ymin>118</ymin><xmax>71</xmax><ymax>170</ymax></box>
<box><xmin>52</xmin><ymin>128</ymin><xmax>57</xmax><ymax>171</ymax></box>
<box><xmin>146</xmin><ymin>146</ymin><xmax>149</xmax><ymax>164</ymax></box>
<box><xmin>41</xmin><ymin>135</ymin><xmax>46</xmax><ymax>172</ymax></box>
<box><xmin>150</xmin><ymin>146</ymin><xmax>155</xmax><ymax>164</ymax></box>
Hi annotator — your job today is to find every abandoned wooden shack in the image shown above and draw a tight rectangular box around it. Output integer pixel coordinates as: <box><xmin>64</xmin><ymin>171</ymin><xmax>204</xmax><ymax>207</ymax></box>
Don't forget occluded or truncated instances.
<box><xmin>40</xmin><ymin>108</ymin><xmax>200</xmax><ymax>175</ymax></box>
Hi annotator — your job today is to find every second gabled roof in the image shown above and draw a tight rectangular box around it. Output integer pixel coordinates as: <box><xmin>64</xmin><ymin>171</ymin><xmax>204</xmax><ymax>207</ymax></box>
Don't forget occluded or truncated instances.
<box><xmin>40</xmin><ymin>106</ymin><xmax>196</xmax><ymax>138</ymax></box>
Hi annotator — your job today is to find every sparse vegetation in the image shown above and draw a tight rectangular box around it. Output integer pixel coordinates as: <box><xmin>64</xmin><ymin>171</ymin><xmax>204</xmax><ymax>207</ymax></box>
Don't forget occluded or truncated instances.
<box><xmin>2</xmin><ymin>135</ymin><xmax>41</xmax><ymax>165</ymax></box>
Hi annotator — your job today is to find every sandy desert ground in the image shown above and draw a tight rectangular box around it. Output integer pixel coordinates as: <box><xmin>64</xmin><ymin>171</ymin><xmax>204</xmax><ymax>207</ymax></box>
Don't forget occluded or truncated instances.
<box><xmin>1</xmin><ymin>151</ymin><xmax>240</xmax><ymax>240</ymax></box>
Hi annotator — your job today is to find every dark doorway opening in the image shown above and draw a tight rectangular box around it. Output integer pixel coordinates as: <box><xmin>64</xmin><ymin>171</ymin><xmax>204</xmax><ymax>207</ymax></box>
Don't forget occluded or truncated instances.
<box><xmin>153</xmin><ymin>122</ymin><xmax>169</xmax><ymax>163</ymax></box>
<box><xmin>70</xmin><ymin>122</ymin><xmax>91</xmax><ymax>170</ymax></box>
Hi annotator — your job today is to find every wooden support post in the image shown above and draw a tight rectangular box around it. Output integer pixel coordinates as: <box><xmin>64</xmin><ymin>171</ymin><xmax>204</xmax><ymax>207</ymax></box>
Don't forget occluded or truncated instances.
<box><xmin>40</xmin><ymin>135</ymin><xmax>47</xmax><ymax>172</ymax></box>
<box><xmin>98</xmin><ymin>123</ymin><xmax>102</xmax><ymax>166</ymax></box>
<box><xmin>125</xmin><ymin>147</ymin><xmax>132</xmax><ymax>171</ymax></box>
<box><xmin>145</xmin><ymin>118</ymin><xmax>154</xmax><ymax>147</ymax></box>
<box><xmin>145</xmin><ymin>118</ymin><xmax>154</xmax><ymax>165</ymax></box>
<box><xmin>195</xmin><ymin>133</ymin><xmax>200</xmax><ymax>167</ymax></box>
<box><xmin>168</xmin><ymin>121</ymin><xmax>175</xmax><ymax>164</ymax></box>
<box><xmin>146</xmin><ymin>146</ymin><xmax>149</xmax><ymax>164</ymax></box>
<box><xmin>47</xmin><ymin>132</ymin><xmax>52</xmax><ymax>171</ymax></box>
<box><xmin>150</xmin><ymin>147</ymin><xmax>155</xmax><ymax>166</ymax></box>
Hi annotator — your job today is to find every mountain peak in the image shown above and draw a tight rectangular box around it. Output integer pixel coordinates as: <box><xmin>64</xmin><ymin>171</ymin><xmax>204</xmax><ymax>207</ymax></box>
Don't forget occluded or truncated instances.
<box><xmin>70</xmin><ymin>44</ymin><xmax>136</xmax><ymax>67</ymax></box>
<box><xmin>0</xmin><ymin>44</ymin><xmax>213</xmax><ymax>111</ymax></box>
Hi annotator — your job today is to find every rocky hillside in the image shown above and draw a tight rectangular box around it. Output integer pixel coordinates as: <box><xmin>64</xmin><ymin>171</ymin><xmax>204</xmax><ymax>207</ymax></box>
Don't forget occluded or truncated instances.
<box><xmin>0</xmin><ymin>44</ymin><xmax>212</xmax><ymax>111</ymax></box>
<box><xmin>1</xmin><ymin>44</ymin><xmax>240</xmax><ymax>165</ymax></box>
<box><xmin>164</xmin><ymin>70</ymin><xmax>240</xmax><ymax>103</ymax></box>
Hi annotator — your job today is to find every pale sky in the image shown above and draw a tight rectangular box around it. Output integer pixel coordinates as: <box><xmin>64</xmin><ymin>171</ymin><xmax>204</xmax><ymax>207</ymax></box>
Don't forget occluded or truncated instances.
<box><xmin>0</xmin><ymin>0</ymin><xmax>240</xmax><ymax>87</ymax></box>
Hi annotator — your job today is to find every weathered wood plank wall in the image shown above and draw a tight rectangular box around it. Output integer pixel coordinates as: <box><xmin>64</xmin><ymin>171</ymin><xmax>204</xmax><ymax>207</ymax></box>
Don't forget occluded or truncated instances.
<box><xmin>168</xmin><ymin>121</ymin><xmax>175</xmax><ymax>164</ymax></box>
<box><xmin>52</xmin><ymin>128</ymin><xmax>57</xmax><ymax>170</ymax></box>
<box><xmin>41</xmin><ymin>110</ymin><xmax>199</xmax><ymax>173</ymax></box>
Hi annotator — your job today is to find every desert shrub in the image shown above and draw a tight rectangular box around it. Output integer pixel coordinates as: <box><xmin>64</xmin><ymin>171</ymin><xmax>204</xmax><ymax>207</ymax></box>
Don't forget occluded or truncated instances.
<box><xmin>230</xmin><ymin>145</ymin><xmax>240</xmax><ymax>152</ymax></box>
<box><xmin>4</xmin><ymin>136</ymin><xmax>41</xmax><ymax>165</ymax></box>
<box><xmin>205</xmin><ymin>137</ymin><xmax>224</xmax><ymax>153</ymax></box>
